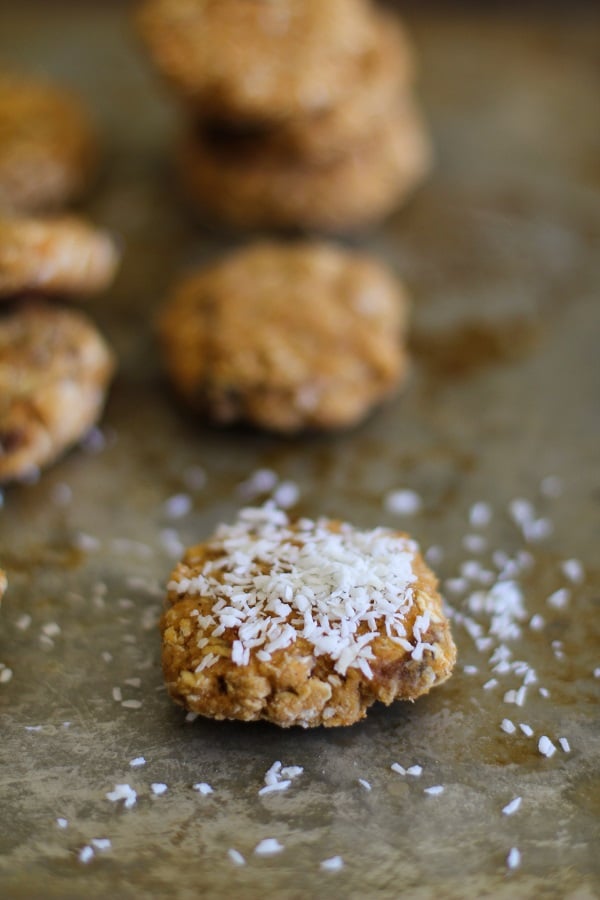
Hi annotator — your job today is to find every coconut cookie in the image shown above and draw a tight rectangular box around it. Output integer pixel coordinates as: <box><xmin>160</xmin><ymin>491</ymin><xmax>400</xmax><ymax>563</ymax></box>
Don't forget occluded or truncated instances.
<box><xmin>158</xmin><ymin>240</ymin><xmax>409</xmax><ymax>433</ymax></box>
<box><xmin>161</xmin><ymin>505</ymin><xmax>456</xmax><ymax>728</ymax></box>
<box><xmin>178</xmin><ymin>103</ymin><xmax>431</xmax><ymax>232</ymax></box>
<box><xmin>136</xmin><ymin>0</ymin><xmax>377</xmax><ymax>124</ymax></box>
<box><xmin>0</xmin><ymin>215</ymin><xmax>120</xmax><ymax>299</ymax></box>
<box><xmin>0</xmin><ymin>72</ymin><xmax>97</xmax><ymax>213</ymax></box>
<box><xmin>0</xmin><ymin>301</ymin><xmax>115</xmax><ymax>482</ymax></box>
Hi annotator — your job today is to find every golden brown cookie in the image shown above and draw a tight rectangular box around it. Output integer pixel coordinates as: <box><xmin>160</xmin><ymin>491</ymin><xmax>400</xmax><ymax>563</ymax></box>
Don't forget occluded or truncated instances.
<box><xmin>0</xmin><ymin>72</ymin><xmax>97</xmax><ymax>213</ymax></box>
<box><xmin>136</xmin><ymin>0</ymin><xmax>378</xmax><ymax>124</ymax></box>
<box><xmin>214</xmin><ymin>12</ymin><xmax>416</xmax><ymax>166</ymax></box>
<box><xmin>0</xmin><ymin>300</ymin><xmax>115</xmax><ymax>482</ymax></box>
<box><xmin>158</xmin><ymin>240</ymin><xmax>409</xmax><ymax>433</ymax></box>
<box><xmin>0</xmin><ymin>215</ymin><xmax>121</xmax><ymax>299</ymax></box>
<box><xmin>162</xmin><ymin>505</ymin><xmax>456</xmax><ymax>728</ymax></box>
<box><xmin>178</xmin><ymin>99</ymin><xmax>432</xmax><ymax>232</ymax></box>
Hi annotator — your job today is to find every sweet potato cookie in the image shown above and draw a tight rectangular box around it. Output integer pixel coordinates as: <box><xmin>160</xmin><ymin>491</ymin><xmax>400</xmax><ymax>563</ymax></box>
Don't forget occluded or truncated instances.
<box><xmin>162</xmin><ymin>505</ymin><xmax>456</xmax><ymax>728</ymax></box>
<box><xmin>0</xmin><ymin>301</ymin><xmax>115</xmax><ymax>482</ymax></box>
<box><xmin>158</xmin><ymin>241</ymin><xmax>409</xmax><ymax>433</ymax></box>
<box><xmin>0</xmin><ymin>72</ymin><xmax>96</xmax><ymax>213</ymax></box>
<box><xmin>136</xmin><ymin>0</ymin><xmax>377</xmax><ymax>124</ymax></box>
<box><xmin>0</xmin><ymin>216</ymin><xmax>120</xmax><ymax>299</ymax></box>
<box><xmin>179</xmin><ymin>101</ymin><xmax>431</xmax><ymax>232</ymax></box>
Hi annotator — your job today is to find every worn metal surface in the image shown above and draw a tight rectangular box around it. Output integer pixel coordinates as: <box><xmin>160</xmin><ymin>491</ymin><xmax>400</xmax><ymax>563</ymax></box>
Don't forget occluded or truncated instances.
<box><xmin>0</xmin><ymin>3</ymin><xmax>599</xmax><ymax>898</ymax></box>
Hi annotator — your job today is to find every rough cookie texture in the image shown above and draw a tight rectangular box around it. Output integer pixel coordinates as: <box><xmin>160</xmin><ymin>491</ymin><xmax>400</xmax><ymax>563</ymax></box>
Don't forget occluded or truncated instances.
<box><xmin>246</xmin><ymin>12</ymin><xmax>416</xmax><ymax>165</ymax></box>
<box><xmin>178</xmin><ymin>102</ymin><xmax>432</xmax><ymax>232</ymax></box>
<box><xmin>158</xmin><ymin>240</ymin><xmax>409</xmax><ymax>433</ymax></box>
<box><xmin>0</xmin><ymin>73</ymin><xmax>97</xmax><ymax>213</ymax></box>
<box><xmin>0</xmin><ymin>215</ymin><xmax>120</xmax><ymax>298</ymax></box>
<box><xmin>161</xmin><ymin>506</ymin><xmax>456</xmax><ymax>728</ymax></box>
<box><xmin>136</xmin><ymin>0</ymin><xmax>377</xmax><ymax>124</ymax></box>
<box><xmin>0</xmin><ymin>300</ymin><xmax>115</xmax><ymax>482</ymax></box>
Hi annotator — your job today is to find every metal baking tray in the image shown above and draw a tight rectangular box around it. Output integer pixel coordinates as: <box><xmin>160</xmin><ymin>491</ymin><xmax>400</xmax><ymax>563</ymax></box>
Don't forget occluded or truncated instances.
<box><xmin>0</xmin><ymin>2</ymin><xmax>598</xmax><ymax>897</ymax></box>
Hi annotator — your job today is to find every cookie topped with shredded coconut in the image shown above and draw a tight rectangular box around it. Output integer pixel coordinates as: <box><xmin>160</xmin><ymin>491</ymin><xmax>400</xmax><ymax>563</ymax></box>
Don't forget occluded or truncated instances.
<box><xmin>161</xmin><ymin>505</ymin><xmax>456</xmax><ymax>727</ymax></box>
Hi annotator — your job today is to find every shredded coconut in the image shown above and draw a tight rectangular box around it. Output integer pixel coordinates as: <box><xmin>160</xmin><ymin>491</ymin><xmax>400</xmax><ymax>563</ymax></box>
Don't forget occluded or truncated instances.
<box><xmin>164</xmin><ymin>493</ymin><xmax>192</xmax><ymax>519</ymax></box>
<box><xmin>384</xmin><ymin>489</ymin><xmax>422</xmax><ymax>516</ymax></box>
<box><xmin>424</xmin><ymin>785</ymin><xmax>444</xmax><ymax>796</ymax></box>
<box><xmin>228</xmin><ymin>848</ymin><xmax>246</xmax><ymax>866</ymax></box>
<box><xmin>106</xmin><ymin>784</ymin><xmax>137</xmax><ymax>808</ymax></box>
<box><xmin>538</xmin><ymin>736</ymin><xmax>556</xmax><ymax>758</ymax></box>
<box><xmin>558</xmin><ymin>737</ymin><xmax>571</xmax><ymax>753</ymax></box>
<box><xmin>321</xmin><ymin>856</ymin><xmax>344</xmax><ymax>872</ymax></box>
<box><xmin>79</xmin><ymin>846</ymin><xmax>94</xmax><ymax>864</ymax></box>
<box><xmin>501</xmin><ymin>719</ymin><xmax>516</xmax><ymax>734</ymax></box>
<box><xmin>506</xmin><ymin>847</ymin><xmax>521</xmax><ymax>869</ymax></box>
<box><xmin>91</xmin><ymin>838</ymin><xmax>111</xmax><ymax>851</ymax></box>
<box><xmin>546</xmin><ymin>588</ymin><xmax>570</xmax><ymax>609</ymax></box>
<box><xmin>469</xmin><ymin>502</ymin><xmax>492</xmax><ymax>528</ymax></box>
<box><xmin>151</xmin><ymin>783</ymin><xmax>168</xmax><ymax>795</ymax></box>
<box><xmin>254</xmin><ymin>838</ymin><xmax>283</xmax><ymax>857</ymax></box>
<box><xmin>129</xmin><ymin>756</ymin><xmax>146</xmax><ymax>768</ymax></box>
<box><xmin>502</xmin><ymin>797</ymin><xmax>522</xmax><ymax>816</ymax></box>
<box><xmin>168</xmin><ymin>505</ymin><xmax>422</xmax><ymax>678</ymax></box>
<box><xmin>193</xmin><ymin>782</ymin><xmax>213</xmax><ymax>795</ymax></box>
<box><xmin>358</xmin><ymin>778</ymin><xmax>372</xmax><ymax>791</ymax></box>
<box><xmin>560</xmin><ymin>559</ymin><xmax>584</xmax><ymax>584</ymax></box>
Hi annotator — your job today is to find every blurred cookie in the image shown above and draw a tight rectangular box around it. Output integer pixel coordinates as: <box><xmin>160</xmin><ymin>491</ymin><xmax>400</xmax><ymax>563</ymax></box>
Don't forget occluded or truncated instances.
<box><xmin>178</xmin><ymin>101</ymin><xmax>432</xmax><ymax>232</ymax></box>
<box><xmin>0</xmin><ymin>215</ymin><xmax>120</xmax><ymax>299</ymax></box>
<box><xmin>158</xmin><ymin>240</ymin><xmax>409</xmax><ymax>433</ymax></box>
<box><xmin>0</xmin><ymin>301</ymin><xmax>115</xmax><ymax>482</ymax></box>
<box><xmin>162</xmin><ymin>505</ymin><xmax>456</xmax><ymax>728</ymax></box>
<box><xmin>214</xmin><ymin>12</ymin><xmax>416</xmax><ymax>166</ymax></box>
<box><xmin>0</xmin><ymin>72</ymin><xmax>97</xmax><ymax>213</ymax></box>
<box><xmin>136</xmin><ymin>0</ymin><xmax>377</xmax><ymax>124</ymax></box>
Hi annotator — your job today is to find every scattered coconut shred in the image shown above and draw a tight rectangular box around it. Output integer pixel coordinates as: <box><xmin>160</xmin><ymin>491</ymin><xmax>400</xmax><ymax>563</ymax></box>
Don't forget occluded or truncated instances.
<box><xmin>67</xmin><ymin>479</ymin><xmax>584</xmax><ymax>872</ymax></box>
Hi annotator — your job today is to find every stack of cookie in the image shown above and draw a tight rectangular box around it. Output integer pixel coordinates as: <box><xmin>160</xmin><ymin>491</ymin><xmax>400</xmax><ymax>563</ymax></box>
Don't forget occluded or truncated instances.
<box><xmin>0</xmin><ymin>72</ymin><xmax>119</xmax><ymax>483</ymax></box>
<box><xmin>136</xmin><ymin>0</ymin><xmax>432</xmax><ymax>232</ymax></box>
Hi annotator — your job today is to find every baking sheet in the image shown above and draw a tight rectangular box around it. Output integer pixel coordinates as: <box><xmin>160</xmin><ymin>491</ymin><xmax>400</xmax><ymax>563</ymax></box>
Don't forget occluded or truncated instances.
<box><xmin>0</xmin><ymin>2</ymin><xmax>599</xmax><ymax>898</ymax></box>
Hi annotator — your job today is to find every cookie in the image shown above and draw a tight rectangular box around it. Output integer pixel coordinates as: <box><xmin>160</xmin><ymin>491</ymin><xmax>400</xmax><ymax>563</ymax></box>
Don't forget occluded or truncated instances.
<box><xmin>178</xmin><ymin>100</ymin><xmax>432</xmax><ymax>232</ymax></box>
<box><xmin>213</xmin><ymin>12</ymin><xmax>416</xmax><ymax>166</ymax></box>
<box><xmin>0</xmin><ymin>72</ymin><xmax>97</xmax><ymax>213</ymax></box>
<box><xmin>162</xmin><ymin>505</ymin><xmax>456</xmax><ymax>728</ymax></box>
<box><xmin>0</xmin><ymin>301</ymin><xmax>115</xmax><ymax>482</ymax></box>
<box><xmin>136</xmin><ymin>0</ymin><xmax>377</xmax><ymax>124</ymax></box>
<box><xmin>0</xmin><ymin>215</ymin><xmax>121</xmax><ymax>299</ymax></box>
<box><xmin>158</xmin><ymin>240</ymin><xmax>409</xmax><ymax>433</ymax></box>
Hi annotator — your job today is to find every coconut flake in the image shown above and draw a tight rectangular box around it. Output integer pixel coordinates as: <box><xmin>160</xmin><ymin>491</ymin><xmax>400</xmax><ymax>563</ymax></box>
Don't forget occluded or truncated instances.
<box><xmin>254</xmin><ymin>838</ymin><xmax>283</xmax><ymax>857</ymax></box>
<box><xmin>321</xmin><ymin>856</ymin><xmax>344</xmax><ymax>872</ymax></box>
<box><xmin>538</xmin><ymin>736</ymin><xmax>556</xmax><ymax>758</ymax></box>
